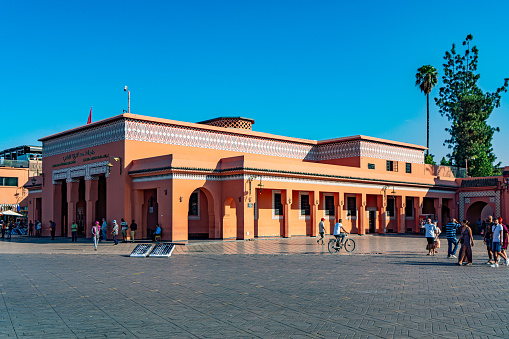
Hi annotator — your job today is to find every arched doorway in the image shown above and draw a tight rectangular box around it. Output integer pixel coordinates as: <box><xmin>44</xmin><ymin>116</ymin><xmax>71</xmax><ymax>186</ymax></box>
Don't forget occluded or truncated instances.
<box><xmin>188</xmin><ymin>188</ymin><xmax>212</xmax><ymax>239</ymax></box>
<box><xmin>223</xmin><ymin>197</ymin><xmax>237</xmax><ymax>239</ymax></box>
<box><xmin>466</xmin><ymin>201</ymin><xmax>493</xmax><ymax>233</ymax></box>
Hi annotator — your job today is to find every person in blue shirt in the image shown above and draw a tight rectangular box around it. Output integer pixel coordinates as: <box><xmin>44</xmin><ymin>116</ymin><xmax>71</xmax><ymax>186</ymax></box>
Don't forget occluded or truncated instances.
<box><xmin>446</xmin><ymin>218</ymin><xmax>460</xmax><ymax>259</ymax></box>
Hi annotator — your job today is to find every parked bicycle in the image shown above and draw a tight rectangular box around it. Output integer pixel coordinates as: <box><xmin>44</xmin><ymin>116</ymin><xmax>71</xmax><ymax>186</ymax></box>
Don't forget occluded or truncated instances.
<box><xmin>328</xmin><ymin>235</ymin><xmax>355</xmax><ymax>254</ymax></box>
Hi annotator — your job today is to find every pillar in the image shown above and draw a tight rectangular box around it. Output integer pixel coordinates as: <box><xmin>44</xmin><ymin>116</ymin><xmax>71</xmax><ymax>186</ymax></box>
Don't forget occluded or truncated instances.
<box><xmin>85</xmin><ymin>177</ymin><xmax>98</xmax><ymax>238</ymax></box>
<box><xmin>396</xmin><ymin>195</ymin><xmax>405</xmax><ymax>233</ymax></box>
<box><xmin>51</xmin><ymin>182</ymin><xmax>62</xmax><ymax>237</ymax></box>
<box><xmin>377</xmin><ymin>194</ymin><xmax>386</xmax><ymax>234</ymax></box>
<box><xmin>414</xmin><ymin>197</ymin><xmax>423</xmax><ymax>232</ymax></box>
<box><xmin>356</xmin><ymin>193</ymin><xmax>366</xmax><ymax>235</ymax></box>
<box><xmin>283</xmin><ymin>189</ymin><xmax>292</xmax><ymax>238</ymax></box>
<box><xmin>132</xmin><ymin>189</ymin><xmax>144</xmax><ymax>241</ymax></box>
<box><xmin>66</xmin><ymin>179</ymin><xmax>79</xmax><ymax>238</ymax></box>
<box><xmin>435</xmin><ymin>197</ymin><xmax>443</xmax><ymax>229</ymax></box>
<box><xmin>310</xmin><ymin>191</ymin><xmax>318</xmax><ymax>237</ymax></box>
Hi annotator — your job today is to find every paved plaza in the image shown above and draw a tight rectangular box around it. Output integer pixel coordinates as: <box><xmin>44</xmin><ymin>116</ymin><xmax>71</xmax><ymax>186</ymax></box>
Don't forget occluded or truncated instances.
<box><xmin>1</xmin><ymin>234</ymin><xmax>508</xmax><ymax>338</ymax></box>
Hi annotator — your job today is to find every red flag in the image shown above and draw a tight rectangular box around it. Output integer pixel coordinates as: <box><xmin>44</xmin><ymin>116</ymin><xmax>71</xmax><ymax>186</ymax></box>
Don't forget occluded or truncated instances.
<box><xmin>87</xmin><ymin>107</ymin><xmax>92</xmax><ymax>124</ymax></box>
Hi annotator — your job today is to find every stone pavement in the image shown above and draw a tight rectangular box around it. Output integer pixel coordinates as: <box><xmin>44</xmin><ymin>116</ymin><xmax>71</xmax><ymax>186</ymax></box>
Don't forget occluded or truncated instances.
<box><xmin>0</xmin><ymin>235</ymin><xmax>508</xmax><ymax>338</ymax></box>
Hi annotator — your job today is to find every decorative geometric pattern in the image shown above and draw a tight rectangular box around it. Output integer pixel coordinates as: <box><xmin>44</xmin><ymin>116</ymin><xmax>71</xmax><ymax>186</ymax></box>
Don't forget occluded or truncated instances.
<box><xmin>131</xmin><ymin>173</ymin><xmax>455</xmax><ymax>195</ymax></box>
<box><xmin>52</xmin><ymin>161</ymin><xmax>109</xmax><ymax>184</ymax></box>
<box><xmin>465</xmin><ymin>198</ymin><xmax>470</xmax><ymax>204</ymax></box>
<box><xmin>43</xmin><ymin>120</ymin><xmax>125</xmax><ymax>158</ymax></box>
<box><xmin>43</xmin><ymin>117</ymin><xmax>425</xmax><ymax>164</ymax></box>
<box><xmin>459</xmin><ymin>191</ymin><xmax>500</xmax><ymax>221</ymax></box>
<box><xmin>201</xmin><ymin>118</ymin><xmax>253</xmax><ymax>130</ymax></box>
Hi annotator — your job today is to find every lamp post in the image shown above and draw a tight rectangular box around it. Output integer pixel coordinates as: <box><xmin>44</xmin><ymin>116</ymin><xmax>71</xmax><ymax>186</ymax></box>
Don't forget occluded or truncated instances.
<box><xmin>124</xmin><ymin>86</ymin><xmax>130</xmax><ymax>113</ymax></box>
<box><xmin>107</xmin><ymin>157</ymin><xmax>122</xmax><ymax>175</ymax></box>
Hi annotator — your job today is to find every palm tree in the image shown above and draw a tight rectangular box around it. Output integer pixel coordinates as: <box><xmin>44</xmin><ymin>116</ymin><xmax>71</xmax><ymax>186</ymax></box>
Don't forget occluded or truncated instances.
<box><xmin>415</xmin><ymin>65</ymin><xmax>438</xmax><ymax>155</ymax></box>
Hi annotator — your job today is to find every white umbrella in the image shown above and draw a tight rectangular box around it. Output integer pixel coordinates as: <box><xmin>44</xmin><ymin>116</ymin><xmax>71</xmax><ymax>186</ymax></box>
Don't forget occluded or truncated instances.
<box><xmin>0</xmin><ymin>210</ymin><xmax>23</xmax><ymax>217</ymax></box>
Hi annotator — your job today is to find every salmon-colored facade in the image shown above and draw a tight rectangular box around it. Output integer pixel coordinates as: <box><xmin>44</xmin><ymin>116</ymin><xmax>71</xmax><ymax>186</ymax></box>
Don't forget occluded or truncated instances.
<box><xmin>27</xmin><ymin>113</ymin><xmax>509</xmax><ymax>241</ymax></box>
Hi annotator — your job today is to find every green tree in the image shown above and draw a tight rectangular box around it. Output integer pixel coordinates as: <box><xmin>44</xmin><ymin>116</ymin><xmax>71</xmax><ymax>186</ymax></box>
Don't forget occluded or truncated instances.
<box><xmin>415</xmin><ymin>65</ymin><xmax>438</xmax><ymax>155</ymax></box>
<box><xmin>425</xmin><ymin>153</ymin><xmax>436</xmax><ymax>165</ymax></box>
<box><xmin>440</xmin><ymin>156</ymin><xmax>452</xmax><ymax>166</ymax></box>
<box><xmin>435</xmin><ymin>34</ymin><xmax>508</xmax><ymax>177</ymax></box>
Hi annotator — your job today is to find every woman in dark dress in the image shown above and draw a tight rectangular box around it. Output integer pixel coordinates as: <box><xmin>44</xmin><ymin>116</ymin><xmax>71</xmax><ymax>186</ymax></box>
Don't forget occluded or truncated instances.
<box><xmin>457</xmin><ymin>220</ymin><xmax>474</xmax><ymax>265</ymax></box>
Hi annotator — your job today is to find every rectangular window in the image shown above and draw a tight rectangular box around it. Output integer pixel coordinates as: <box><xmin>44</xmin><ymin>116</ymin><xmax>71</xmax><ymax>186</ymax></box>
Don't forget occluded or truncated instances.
<box><xmin>347</xmin><ymin>196</ymin><xmax>357</xmax><ymax>217</ymax></box>
<box><xmin>300</xmin><ymin>194</ymin><xmax>310</xmax><ymax>216</ymax></box>
<box><xmin>406</xmin><ymin>163</ymin><xmax>412</xmax><ymax>173</ymax></box>
<box><xmin>386</xmin><ymin>160</ymin><xmax>393</xmax><ymax>171</ymax></box>
<box><xmin>324</xmin><ymin>196</ymin><xmax>335</xmax><ymax>216</ymax></box>
<box><xmin>0</xmin><ymin>177</ymin><xmax>18</xmax><ymax>186</ymax></box>
<box><xmin>368</xmin><ymin>163</ymin><xmax>375</xmax><ymax>169</ymax></box>
<box><xmin>387</xmin><ymin>197</ymin><xmax>395</xmax><ymax>217</ymax></box>
<box><xmin>274</xmin><ymin>193</ymin><xmax>283</xmax><ymax>216</ymax></box>
<box><xmin>188</xmin><ymin>191</ymin><xmax>199</xmax><ymax>216</ymax></box>
<box><xmin>405</xmin><ymin>197</ymin><xmax>414</xmax><ymax>217</ymax></box>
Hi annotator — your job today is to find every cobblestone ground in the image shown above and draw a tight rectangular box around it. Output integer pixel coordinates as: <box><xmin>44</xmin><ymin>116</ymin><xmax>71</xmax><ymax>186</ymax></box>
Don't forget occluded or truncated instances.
<box><xmin>0</xmin><ymin>235</ymin><xmax>507</xmax><ymax>338</ymax></box>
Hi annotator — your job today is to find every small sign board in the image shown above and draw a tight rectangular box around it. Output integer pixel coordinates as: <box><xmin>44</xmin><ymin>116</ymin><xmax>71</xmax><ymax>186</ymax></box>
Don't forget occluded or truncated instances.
<box><xmin>130</xmin><ymin>244</ymin><xmax>154</xmax><ymax>257</ymax></box>
<box><xmin>248</xmin><ymin>203</ymin><xmax>253</xmax><ymax>208</ymax></box>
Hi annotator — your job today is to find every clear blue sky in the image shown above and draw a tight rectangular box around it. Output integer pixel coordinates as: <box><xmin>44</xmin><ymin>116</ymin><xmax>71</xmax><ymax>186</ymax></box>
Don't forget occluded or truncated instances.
<box><xmin>2</xmin><ymin>0</ymin><xmax>509</xmax><ymax>165</ymax></box>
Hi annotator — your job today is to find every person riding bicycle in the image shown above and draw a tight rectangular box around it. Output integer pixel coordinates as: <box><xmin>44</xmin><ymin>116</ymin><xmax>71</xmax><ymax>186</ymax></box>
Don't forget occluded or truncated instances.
<box><xmin>333</xmin><ymin>219</ymin><xmax>348</xmax><ymax>246</ymax></box>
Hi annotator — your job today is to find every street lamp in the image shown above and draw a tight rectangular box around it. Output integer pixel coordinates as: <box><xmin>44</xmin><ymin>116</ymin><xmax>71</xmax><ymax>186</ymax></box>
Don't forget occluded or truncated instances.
<box><xmin>107</xmin><ymin>156</ymin><xmax>122</xmax><ymax>175</ymax></box>
<box><xmin>124</xmin><ymin>86</ymin><xmax>130</xmax><ymax>113</ymax></box>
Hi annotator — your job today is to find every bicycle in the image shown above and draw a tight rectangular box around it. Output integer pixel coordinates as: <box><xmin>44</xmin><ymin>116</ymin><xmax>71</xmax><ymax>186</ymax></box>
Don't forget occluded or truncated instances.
<box><xmin>328</xmin><ymin>235</ymin><xmax>355</xmax><ymax>254</ymax></box>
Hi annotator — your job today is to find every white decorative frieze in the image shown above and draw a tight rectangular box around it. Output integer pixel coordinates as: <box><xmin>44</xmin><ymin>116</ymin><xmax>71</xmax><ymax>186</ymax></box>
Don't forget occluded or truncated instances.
<box><xmin>459</xmin><ymin>191</ymin><xmax>500</xmax><ymax>221</ymax></box>
<box><xmin>43</xmin><ymin>118</ymin><xmax>425</xmax><ymax>164</ymax></box>
<box><xmin>52</xmin><ymin>161</ymin><xmax>109</xmax><ymax>184</ymax></box>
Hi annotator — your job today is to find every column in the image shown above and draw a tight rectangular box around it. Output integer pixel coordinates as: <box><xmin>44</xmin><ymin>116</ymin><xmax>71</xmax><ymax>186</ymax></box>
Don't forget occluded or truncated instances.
<box><xmin>51</xmin><ymin>183</ymin><xmax>62</xmax><ymax>237</ymax></box>
<box><xmin>399</xmin><ymin>196</ymin><xmax>406</xmax><ymax>233</ymax></box>
<box><xmin>357</xmin><ymin>193</ymin><xmax>366</xmax><ymax>235</ymax></box>
<box><xmin>132</xmin><ymin>189</ymin><xmax>144</xmax><ymax>241</ymax></box>
<box><xmin>435</xmin><ymin>197</ymin><xmax>443</xmax><ymax>229</ymax></box>
<box><xmin>85</xmin><ymin>177</ymin><xmax>98</xmax><ymax>238</ymax></box>
<box><xmin>283</xmin><ymin>189</ymin><xmax>292</xmax><ymax>238</ymax></box>
<box><xmin>66</xmin><ymin>179</ymin><xmax>79</xmax><ymax>238</ymax></box>
<box><xmin>377</xmin><ymin>194</ymin><xmax>386</xmax><ymax>234</ymax></box>
<box><xmin>414</xmin><ymin>197</ymin><xmax>423</xmax><ymax>232</ymax></box>
<box><xmin>310</xmin><ymin>191</ymin><xmax>318</xmax><ymax>237</ymax></box>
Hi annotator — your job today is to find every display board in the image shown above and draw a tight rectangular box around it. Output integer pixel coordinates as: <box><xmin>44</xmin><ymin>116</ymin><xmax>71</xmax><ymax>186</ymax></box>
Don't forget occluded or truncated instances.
<box><xmin>148</xmin><ymin>243</ymin><xmax>175</xmax><ymax>257</ymax></box>
<box><xmin>129</xmin><ymin>244</ymin><xmax>154</xmax><ymax>257</ymax></box>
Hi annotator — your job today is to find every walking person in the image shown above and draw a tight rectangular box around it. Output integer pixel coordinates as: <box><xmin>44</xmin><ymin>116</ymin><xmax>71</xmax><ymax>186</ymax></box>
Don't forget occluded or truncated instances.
<box><xmin>92</xmin><ymin>221</ymin><xmax>100</xmax><ymax>251</ymax></box>
<box><xmin>112</xmin><ymin>220</ymin><xmax>119</xmax><ymax>245</ymax></box>
<box><xmin>6</xmin><ymin>221</ymin><xmax>12</xmax><ymax>240</ymax></box>
<box><xmin>1</xmin><ymin>220</ymin><xmax>5</xmax><ymax>238</ymax></box>
<box><xmin>36</xmin><ymin>220</ymin><xmax>42</xmax><ymax>237</ymax></box>
<box><xmin>317</xmin><ymin>218</ymin><xmax>326</xmax><ymax>245</ymax></box>
<box><xmin>49</xmin><ymin>220</ymin><xmax>56</xmax><ymax>240</ymax></box>
<box><xmin>101</xmin><ymin>218</ymin><xmax>107</xmax><ymax>242</ymax></box>
<box><xmin>28</xmin><ymin>220</ymin><xmax>34</xmax><ymax>237</ymax></box>
<box><xmin>446</xmin><ymin>218</ymin><xmax>460</xmax><ymax>259</ymax></box>
<box><xmin>490</xmin><ymin>218</ymin><xmax>508</xmax><ymax>268</ymax></box>
<box><xmin>483</xmin><ymin>216</ymin><xmax>494</xmax><ymax>264</ymax></box>
<box><xmin>457</xmin><ymin>220</ymin><xmax>474</xmax><ymax>265</ymax></box>
<box><xmin>498</xmin><ymin>217</ymin><xmax>509</xmax><ymax>262</ymax></box>
<box><xmin>120</xmin><ymin>218</ymin><xmax>128</xmax><ymax>242</ymax></box>
<box><xmin>424</xmin><ymin>218</ymin><xmax>437</xmax><ymax>256</ymax></box>
<box><xmin>130</xmin><ymin>219</ymin><xmax>137</xmax><ymax>243</ymax></box>
<box><xmin>71</xmin><ymin>220</ymin><xmax>78</xmax><ymax>242</ymax></box>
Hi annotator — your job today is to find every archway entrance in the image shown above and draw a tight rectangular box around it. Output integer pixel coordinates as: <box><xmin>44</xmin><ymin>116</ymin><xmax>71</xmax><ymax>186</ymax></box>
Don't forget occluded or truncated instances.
<box><xmin>223</xmin><ymin>197</ymin><xmax>237</xmax><ymax>239</ymax></box>
<box><xmin>188</xmin><ymin>188</ymin><xmax>212</xmax><ymax>239</ymax></box>
<box><xmin>466</xmin><ymin>201</ymin><xmax>493</xmax><ymax>234</ymax></box>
